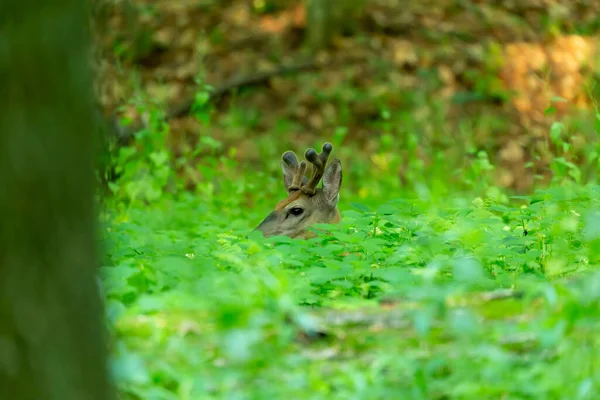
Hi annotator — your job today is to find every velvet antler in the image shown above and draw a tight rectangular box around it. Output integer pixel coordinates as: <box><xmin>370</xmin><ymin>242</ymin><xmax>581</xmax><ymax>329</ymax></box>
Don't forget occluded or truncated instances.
<box><xmin>281</xmin><ymin>142</ymin><xmax>333</xmax><ymax>196</ymax></box>
<box><xmin>282</xmin><ymin>150</ymin><xmax>307</xmax><ymax>193</ymax></box>
<box><xmin>301</xmin><ymin>142</ymin><xmax>333</xmax><ymax>195</ymax></box>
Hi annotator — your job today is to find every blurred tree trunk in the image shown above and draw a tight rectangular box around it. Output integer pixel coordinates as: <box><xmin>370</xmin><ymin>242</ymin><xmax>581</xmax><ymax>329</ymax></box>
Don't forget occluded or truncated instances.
<box><xmin>305</xmin><ymin>0</ymin><xmax>365</xmax><ymax>52</ymax></box>
<box><xmin>0</xmin><ymin>1</ymin><xmax>115</xmax><ymax>399</ymax></box>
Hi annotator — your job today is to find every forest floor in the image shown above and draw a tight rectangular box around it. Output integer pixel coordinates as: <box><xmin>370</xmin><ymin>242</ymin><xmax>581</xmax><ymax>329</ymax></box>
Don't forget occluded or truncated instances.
<box><xmin>96</xmin><ymin>0</ymin><xmax>600</xmax><ymax>193</ymax></box>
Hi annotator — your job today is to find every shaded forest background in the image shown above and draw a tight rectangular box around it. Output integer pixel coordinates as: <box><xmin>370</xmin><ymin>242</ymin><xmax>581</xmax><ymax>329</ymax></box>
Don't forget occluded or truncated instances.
<box><xmin>93</xmin><ymin>0</ymin><xmax>600</xmax><ymax>194</ymax></box>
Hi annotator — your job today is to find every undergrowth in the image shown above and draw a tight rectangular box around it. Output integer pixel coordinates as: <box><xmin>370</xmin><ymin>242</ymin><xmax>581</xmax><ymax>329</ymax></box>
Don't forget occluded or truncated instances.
<box><xmin>101</xmin><ymin>97</ymin><xmax>600</xmax><ymax>399</ymax></box>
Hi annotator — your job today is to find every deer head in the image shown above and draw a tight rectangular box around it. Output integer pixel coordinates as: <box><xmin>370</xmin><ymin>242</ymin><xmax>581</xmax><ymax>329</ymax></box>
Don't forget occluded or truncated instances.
<box><xmin>253</xmin><ymin>142</ymin><xmax>343</xmax><ymax>238</ymax></box>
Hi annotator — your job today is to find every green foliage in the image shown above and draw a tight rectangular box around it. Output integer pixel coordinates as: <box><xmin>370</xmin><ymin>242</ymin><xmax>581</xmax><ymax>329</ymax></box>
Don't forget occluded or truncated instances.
<box><xmin>97</xmin><ymin>45</ymin><xmax>600</xmax><ymax>396</ymax></box>
<box><xmin>107</xmin><ymin>105</ymin><xmax>175</xmax><ymax>204</ymax></box>
<box><xmin>103</xmin><ymin>124</ymin><xmax>600</xmax><ymax>398</ymax></box>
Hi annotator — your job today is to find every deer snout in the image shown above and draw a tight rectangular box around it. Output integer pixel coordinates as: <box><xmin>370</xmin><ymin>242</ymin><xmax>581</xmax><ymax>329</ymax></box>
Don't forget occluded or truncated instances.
<box><xmin>253</xmin><ymin>211</ymin><xmax>279</xmax><ymax>237</ymax></box>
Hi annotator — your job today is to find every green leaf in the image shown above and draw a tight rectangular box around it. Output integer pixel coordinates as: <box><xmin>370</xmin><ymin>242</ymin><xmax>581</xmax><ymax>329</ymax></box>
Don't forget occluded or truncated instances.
<box><xmin>452</xmin><ymin>257</ymin><xmax>484</xmax><ymax>283</ymax></box>
<box><xmin>376</xmin><ymin>204</ymin><xmax>398</xmax><ymax>215</ymax></box>
<box><xmin>550</xmin><ymin>122</ymin><xmax>564</xmax><ymax>144</ymax></box>
<box><xmin>349</xmin><ymin>202</ymin><xmax>370</xmax><ymax>212</ymax></box>
<box><xmin>110</xmin><ymin>353</ymin><xmax>149</xmax><ymax>385</ymax></box>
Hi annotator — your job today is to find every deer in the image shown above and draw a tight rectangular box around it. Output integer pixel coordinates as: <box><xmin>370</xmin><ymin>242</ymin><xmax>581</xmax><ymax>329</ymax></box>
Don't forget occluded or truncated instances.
<box><xmin>253</xmin><ymin>142</ymin><xmax>343</xmax><ymax>238</ymax></box>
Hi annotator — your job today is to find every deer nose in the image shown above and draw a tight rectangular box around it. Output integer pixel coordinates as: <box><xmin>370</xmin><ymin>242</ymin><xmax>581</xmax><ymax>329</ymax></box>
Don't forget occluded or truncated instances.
<box><xmin>255</xmin><ymin>211</ymin><xmax>276</xmax><ymax>229</ymax></box>
<box><xmin>250</xmin><ymin>211</ymin><xmax>278</xmax><ymax>237</ymax></box>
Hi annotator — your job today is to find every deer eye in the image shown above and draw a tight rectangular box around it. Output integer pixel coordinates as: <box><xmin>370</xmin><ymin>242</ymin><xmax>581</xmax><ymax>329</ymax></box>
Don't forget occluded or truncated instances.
<box><xmin>289</xmin><ymin>207</ymin><xmax>304</xmax><ymax>216</ymax></box>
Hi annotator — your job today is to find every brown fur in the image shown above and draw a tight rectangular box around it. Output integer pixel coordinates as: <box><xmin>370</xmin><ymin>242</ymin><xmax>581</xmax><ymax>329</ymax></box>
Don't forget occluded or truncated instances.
<box><xmin>253</xmin><ymin>145</ymin><xmax>342</xmax><ymax>238</ymax></box>
<box><xmin>330</xmin><ymin>209</ymin><xmax>342</xmax><ymax>224</ymax></box>
<box><xmin>275</xmin><ymin>190</ymin><xmax>302</xmax><ymax>211</ymax></box>
<box><xmin>255</xmin><ymin>189</ymin><xmax>341</xmax><ymax>238</ymax></box>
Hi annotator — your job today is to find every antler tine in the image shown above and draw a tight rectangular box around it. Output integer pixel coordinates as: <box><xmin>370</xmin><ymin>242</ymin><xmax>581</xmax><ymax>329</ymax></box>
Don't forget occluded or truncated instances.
<box><xmin>282</xmin><ymin>151</ymin><xmax>307</xmax><ymax>192</ymax></box>
<box><xmin>292</xmin><ymin>161</ymin><xmax>307</xmax><ymax>191</ymax></box>
<box><xmin>302</xmin><ymin>142</ymin><xmax>333</xmax><ymax>195</ymax></box>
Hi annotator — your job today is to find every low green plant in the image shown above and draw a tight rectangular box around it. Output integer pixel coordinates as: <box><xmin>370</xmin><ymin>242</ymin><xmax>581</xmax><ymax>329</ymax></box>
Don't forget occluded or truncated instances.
<box><xmin>102</xmin><ymin>165</ymin><xmax>600</xmax><ymax>399</ymax></box>
<box><xmin>100</xmin><ymin>83</ymin><xmax>600</xmax><ymax>400</ymax></box>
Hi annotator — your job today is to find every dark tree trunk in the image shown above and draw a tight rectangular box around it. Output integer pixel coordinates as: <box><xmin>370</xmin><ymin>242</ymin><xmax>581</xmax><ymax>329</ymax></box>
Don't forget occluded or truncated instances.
<box><xmin>0</xmin><ymin>1</ymin><xmax>115</xmax><ymax>399</ymax></box>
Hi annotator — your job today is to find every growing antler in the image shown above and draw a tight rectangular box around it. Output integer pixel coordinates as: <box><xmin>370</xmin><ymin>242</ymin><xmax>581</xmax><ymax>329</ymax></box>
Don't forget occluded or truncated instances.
<box><xmin>302</xmin><ymin>142</ymin><xmax>333</xmax><ymax>195</ymax></box>
<box><xmin>281</xmin><ymin>142</ymin><xmax>333</xmax><ymax>196</ymax></box>
<box><xmin>255</xmin><ymin>141</ymin><xmax>342</xmax><ymax>238</ymax></box>
<box><xmin>282</xmin><ymin>150</ymin><xmax>308</xmax><ymax>193</ymax></box>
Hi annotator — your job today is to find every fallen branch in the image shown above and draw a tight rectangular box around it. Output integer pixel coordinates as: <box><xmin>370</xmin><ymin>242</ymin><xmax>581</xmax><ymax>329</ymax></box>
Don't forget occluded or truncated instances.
<box><xmin>380</xmin><ymin>288</ymin><xmax>524</xmax><ymax>310</ymax></box>
<box><xmin>479</xmin><ymin>288</ymin><xmax>524</xmax><ymax>302</ymax></box>
<box><xmin>175</xmin><ymin>58</ymin><xmax>319</xmax><ymax>118</ymax></box>
<box><xmin>108</xmin><ymin>57</ymin><xmax>325</xmax><ymax>145</ymax></box>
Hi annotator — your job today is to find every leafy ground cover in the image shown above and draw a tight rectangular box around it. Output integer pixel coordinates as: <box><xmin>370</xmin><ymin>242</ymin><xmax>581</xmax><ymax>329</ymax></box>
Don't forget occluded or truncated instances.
<box><xmin>88</xmin><ymin>2</ymin><xmax>600</xmax><ymax>398</ymax></box>
<box><xmin>102</xmin><ymin>121</ymin><xmax>600</xmax><ymax>399</ymax></box>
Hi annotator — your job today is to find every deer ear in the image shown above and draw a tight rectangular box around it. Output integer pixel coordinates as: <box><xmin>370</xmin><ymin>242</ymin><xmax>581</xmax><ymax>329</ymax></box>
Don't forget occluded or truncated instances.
<box><xmin>322</xmin><ymin>158</ymin><xmax>342</xmax><ymax>206</ymax></box>
<box><xmin>281</xmin><ymin>160</ymin><xmax>295</xmax><ymax>192</ymax></box>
